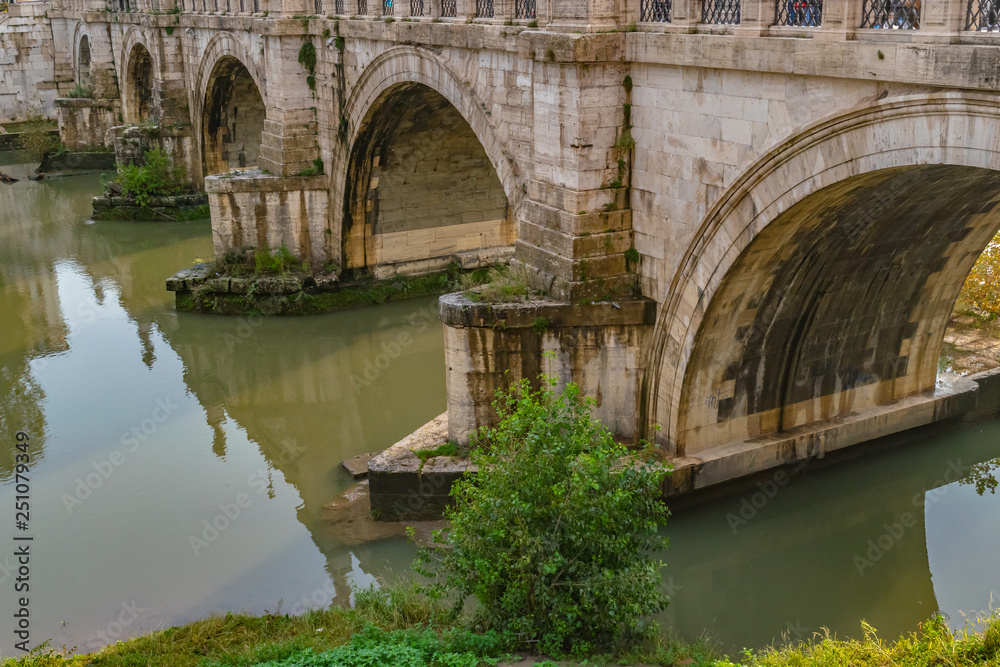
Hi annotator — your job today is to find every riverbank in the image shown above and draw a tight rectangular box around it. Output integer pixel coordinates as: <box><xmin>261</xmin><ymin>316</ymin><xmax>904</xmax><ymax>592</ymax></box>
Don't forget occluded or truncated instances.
<box><xmin>2</xmin><ymin>598</ymin><xmax>997</xmax><ymax>667</ymax></box>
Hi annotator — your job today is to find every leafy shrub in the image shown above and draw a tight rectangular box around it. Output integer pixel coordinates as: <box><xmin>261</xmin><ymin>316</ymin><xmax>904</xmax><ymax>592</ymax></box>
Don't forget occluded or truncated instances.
<box><xmin>959</xmin><ymin>230</ymin><xmax>1000</xmax><ymax>318</ymax></box>
<box><xmin>414</xmin><ymin>378</ymin><xmax>671</xmax><ymax>655</ymax></box>
<box><xmin>112</xmin><ymin>147</ymin><xmax>190</xmax><ymax>207</ymax></box>
<box><xmin>255</xmin><ymin>246</ymin><xmax>306</xmax><ymax>274</ymax></box>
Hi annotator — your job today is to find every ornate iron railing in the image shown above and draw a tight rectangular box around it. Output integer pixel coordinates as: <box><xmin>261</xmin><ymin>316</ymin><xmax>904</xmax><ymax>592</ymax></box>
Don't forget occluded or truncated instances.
<box><xmin>640</xmin><ymin>0</ymin><xmax>671</xmax><ymax>21</ymax></box>
<box><xmin>476</xmin><ymin>0</ymin><xmax>493</xmax><ymax>16</ymax></box>
<box><xmin>441</xmin><ymin>0</ymin><xmax>456</xmax><ymax>16</ymax></box>
<box><xmin>383</xmin><ymin>0</ymin><xmax>393</xmax><ymax>14</ymax></box>
<box><xmin>335</xmin><ymin>0</ymin><xmax>343</xmax><ymax>11</ymax></box>
<box><xmin>966</xmin><ymin>0</ymin><xmax>1000</xmax><ymax>29</ymax></box>
<box><xmin>702</xmin><ymin>0</ymin><xmax>739</xmax><ymax>23</ymax></box>
<box><xmin>514</xmin><ymin>0</ymin><xmax>535</xmax><ymax>17</ymax></box>
<box><xmin>357</xmin><ymin>0</ymin><xmax>367</xmax><ymax>13</ymax></box>
<box><xmin>410</xmin><ymin>0</ymin><xmax>423</xmax><ymax>13</ymax></box>
<box><xmin>859</xmin><ymin>0</ymin><xmax>920</xmax><ymax>27</ymax></box>
<box><xmin>775</xmin><ymin>0</ymin><xmax>821</xmax><ymax>24</ymax></box>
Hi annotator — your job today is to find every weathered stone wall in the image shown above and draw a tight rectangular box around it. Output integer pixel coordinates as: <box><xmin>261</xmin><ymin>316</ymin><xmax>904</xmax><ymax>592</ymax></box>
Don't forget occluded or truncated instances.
<box><xmin>56</xmin><ymin>97</ymin><xmax>118</xmax><ymax>148</ymax></box>
<box><xmin>0</xmin><ymin>2</ymin><xmax>63</xmax><ymax>122</ymax></box>
<box><xmin>206</xmin><ymin>171</ymin><xmax>330</xmax><ymax>264</ymax></box>
<box><xmin>440</xmin><ymin>293</ymin><xmax>656</xmax><ymax>444</ymax></box>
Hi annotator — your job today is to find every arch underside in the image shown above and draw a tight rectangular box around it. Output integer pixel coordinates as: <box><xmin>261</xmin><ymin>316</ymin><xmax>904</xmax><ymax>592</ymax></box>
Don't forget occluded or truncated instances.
<box><xmin>125</xmin><ymin>44</ymin><xmax>153</xmax><ymax>123</ymax></box>
<box><xmin>78</xmin><ymin>36</ymin><xmax>91</xmax><ymax>87</ymax></box>
<box><xmin>201</xmin><ymin>56</ymin><xmax>265</xmax><ymax>176</ymax></box>
<box><xmin>677</xmin><ymin>164</ymin><xmax>1000</xmax><ymax>456</ymax></box>
<box><xmin>342</xmin><ymin>82</ymin><xmax>513</xmax><ymax>277</ymax></box>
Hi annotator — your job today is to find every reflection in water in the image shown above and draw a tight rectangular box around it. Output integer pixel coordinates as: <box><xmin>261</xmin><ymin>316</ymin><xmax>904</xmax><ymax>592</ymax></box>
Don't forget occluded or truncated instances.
<box><xmin>959</xmin><ymin>458</ymin><xmax>999</xmax><ymax>495</ymax></box>
<box><xmin>0</xmin><ymin>156</ymin><xmax>998</xmax><ymax>657</ymax></box>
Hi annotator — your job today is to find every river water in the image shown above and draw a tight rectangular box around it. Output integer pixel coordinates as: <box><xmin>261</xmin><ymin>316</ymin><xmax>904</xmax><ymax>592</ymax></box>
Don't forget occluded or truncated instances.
<box><xmin>0</xmin><ymin>156</ymin><xmax>998</xmax><ymax>657</ymax></box>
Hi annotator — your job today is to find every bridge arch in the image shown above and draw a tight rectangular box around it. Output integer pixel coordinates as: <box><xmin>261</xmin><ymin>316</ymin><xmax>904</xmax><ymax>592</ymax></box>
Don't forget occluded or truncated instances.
<box><xmin>333</xmin><ymin>46</ymin><xmax>519</xmax><ymax>277</ymax></box>
<box><xmin>193</xmin><ymin>33</ymin><xmax>267</xmax><ymax>177</ymax></box>
<box><xmin>122</xmin><ymin>37</ymin><xmax>155</xmax><ymax>123</ymax></box>
<box><xmin>649</xmin><ymin>92</ymin><xmax>1000</xmax><ymax>456</ymax></box>
<box><xmin>73</xmin><ymin>25</ymin><xmax>92</xmax><ymax>88</ymax></box>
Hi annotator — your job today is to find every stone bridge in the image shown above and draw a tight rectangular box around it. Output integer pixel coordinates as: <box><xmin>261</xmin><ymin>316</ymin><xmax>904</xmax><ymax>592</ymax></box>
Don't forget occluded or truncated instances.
<box><xmin>28</xmin><ymin>0</ymin><xmax>1000</xmax><ymax>492</ymax></box>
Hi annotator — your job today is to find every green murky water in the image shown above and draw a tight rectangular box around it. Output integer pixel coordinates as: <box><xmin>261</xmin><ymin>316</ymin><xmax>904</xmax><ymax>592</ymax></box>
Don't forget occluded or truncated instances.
<box><xmin>0</xmin><ymin>155</ymin><xmax>997</xmax><ymax>657</ymax></box>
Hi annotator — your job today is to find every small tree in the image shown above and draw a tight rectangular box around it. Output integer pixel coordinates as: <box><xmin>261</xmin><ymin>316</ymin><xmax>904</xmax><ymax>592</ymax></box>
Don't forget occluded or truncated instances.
<box><xmin>415</xmin><ymin>377</ymin><xmax>671</xmax><ymax>655</ymax></box>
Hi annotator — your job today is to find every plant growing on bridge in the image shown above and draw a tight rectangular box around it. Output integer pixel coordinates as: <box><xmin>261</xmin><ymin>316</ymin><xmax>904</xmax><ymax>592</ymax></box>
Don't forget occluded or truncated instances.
<box><xmin>298</xmin><ymin>40</ymin><xmax>318</xmax><ymax>91</ymax></box>
<box><xmin>110</xmin><ymin>147</ymin><xmax>191</xmax><ymax>207</ymax></box>
<box><xmin>413</xmin><ymin>377</ymin><xmax>671</xmax><ymax>656</ymax></box>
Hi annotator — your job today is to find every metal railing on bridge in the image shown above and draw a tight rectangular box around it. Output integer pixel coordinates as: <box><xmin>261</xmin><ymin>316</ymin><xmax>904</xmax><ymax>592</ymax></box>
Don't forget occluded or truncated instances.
<box><xmin>859</xmin><ymin>0</ymin><xmax>920</xmax><ymax>28</ymax></box>
<box><xmin>966</xmin><ymin>0</ymin><xmax>1000</xmax><ymax>29</ymax></box>
<box><xmin>775</xmin><ymin>0</ymin><xmax>822</xmax><ymax>25</ymax></box>
<box><xmin>640</xmin><ymin>0</ymin><xmax>671</xmax><ymax>21</ymax></box>
<box><xmin>702</xmin><ymin>0</ymin><xmax>740</xmax><ymax>23</ymax></box>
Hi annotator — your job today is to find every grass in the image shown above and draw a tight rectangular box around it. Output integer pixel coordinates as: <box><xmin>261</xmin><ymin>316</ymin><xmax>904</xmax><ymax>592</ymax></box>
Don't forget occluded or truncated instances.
<box><xmin>459</xmin><ymin>265</ymin><xmax>537</xmax><ymax>303</ymax></box>
<box><xmin>5</xmin><ymin>603</ymin><xmax>998</xmax><ymax>667</ymax></box>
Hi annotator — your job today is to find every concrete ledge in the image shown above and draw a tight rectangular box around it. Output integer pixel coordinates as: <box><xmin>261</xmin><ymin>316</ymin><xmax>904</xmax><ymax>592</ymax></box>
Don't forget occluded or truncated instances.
<box><xmin>964</xmin><ymin>367</ymin><xmax>1000</xmax><ymax>421</ymax></box>
<box><xmin>204</xmin><ymin>169</ymin><xmax>327</xmax><ymax>194</ymax></box>
<box><xmin>667</xmin><ymin>376</ymin><xmax>980</xmax><ymax>496</ymax></box>
<box><xmin>439</xmin><ymin>291</ymin><xmax>657</xmax><ymax>328</ymax></box>
<box><xmin>368</xmin><ymin>413</ymin><xmax>475</xmax><ymax>521</ymax></box>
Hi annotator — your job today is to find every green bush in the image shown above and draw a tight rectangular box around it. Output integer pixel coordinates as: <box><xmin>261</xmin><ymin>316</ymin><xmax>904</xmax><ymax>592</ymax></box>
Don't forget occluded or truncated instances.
<box><xmin>112</xmin><ymin>147</ymin><xmax>189</xmax><ymax>207</ymax></box>
<box><xmin>414</xmin><ymin>378</ymin><xmax>671</xmax><ymax>655</ymax></box>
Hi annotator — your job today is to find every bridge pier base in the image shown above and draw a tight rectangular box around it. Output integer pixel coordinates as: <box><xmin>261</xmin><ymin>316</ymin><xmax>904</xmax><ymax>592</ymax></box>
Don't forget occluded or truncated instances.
<box><xmin>205</xmin><ymin>169</ymin><xmax>330</xmax><ymax>266</ymax></box>
<box><xmin>439</xmin><ymin>292</ymin><xmax>657</xmax><ymax>446</ymax></box>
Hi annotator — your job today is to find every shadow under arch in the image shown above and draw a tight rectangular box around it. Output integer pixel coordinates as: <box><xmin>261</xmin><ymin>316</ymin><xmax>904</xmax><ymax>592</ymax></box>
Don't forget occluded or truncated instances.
<box><xmin>123</xmin><ymin>41</ymin><xmax>155</xmax><ymax>124</ymax></box>
<box><xmin>332</xmin><ymin>46</ymin><xmax>520</xmax><ymax>276</ymax></box>
<box><xmin>193</xmin><ymin>33</ymin><xmax>267</xmax><ymax>178</ymax></box>
<box><xmin>647</xmin><ymin>93</ymin><xmax>1000</xmax><ymax>455</ymax></box>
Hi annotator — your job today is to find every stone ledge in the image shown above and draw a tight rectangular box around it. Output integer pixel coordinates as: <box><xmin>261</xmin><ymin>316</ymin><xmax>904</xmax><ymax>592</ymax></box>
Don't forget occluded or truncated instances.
<box><xmin>964</xmin><ymin>367</ymin><xmax>1000</xmax><ymax>421</ymax></box>
<box><xmin>204</xmin><ymin>168</ymin><xmax>327</xmax><ymax>193</ymax></box>
<box><xmin>438</xmin><ymin>291</ymin><xmax>657</xmax><ymax>328</ymax></box>
<box><xmin>368</xmin><ymin>413</ymin><xmax>476</xmax><ymax>521</ymax></box>
<box><xmin>667</xmin><ymin>376</ymin><xmax>981</xmax><ymax>497</ymax></box>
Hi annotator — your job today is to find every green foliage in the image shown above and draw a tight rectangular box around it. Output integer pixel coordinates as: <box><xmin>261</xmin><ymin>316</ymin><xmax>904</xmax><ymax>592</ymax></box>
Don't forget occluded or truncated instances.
<box><xmin>530</xmin><ymin>316</ymin><xmax>549</xmax><ymax>334</ymax></box>
<box><xmin>459</xmin><ymin>265</ymin><xmax>534</xmax><ymax>303</ymax></box>
<box><xmin>66</xmin><ymin>83</ymin><xmax>93</xmax><ymax>98</ymax></box>
<box><xmin>625</xmin><ymin>247</ymin><xmax>640</xmax><ymax>265</ymax></box>
<box><xmin>623</xmin><ymin>75</ymin><xmax>633</xmax><ymax>92</ymax></box>
<box><xmin>295</xmin><ymin>157</ymin><xmax>325</xmax><ymax>177</ymax></box>
<box><xmin>544</xmin><ymin>48</ymin><xmax>555</xmax><ymax>61</ymax></box>
<box><xmin>322</xmin><ymin>27</ymin><xmax>331</xmax><ymax>38</ymax></box>
<box><xmin>959</xmin><ymin>230</ymin><xmax>1000</xmax><ymax>318</ymax></box>
<box><xmin>614</xmin><ymin>127</ymin><xmax>636</xmax><ymax>152</ymax></box>
<box><xmin>111</xmin><ymin>147</ymin><xmax>190</xmax><ymax>207</ymax></box>
<box><xmin>527</xmin><ymin>19</ymin><xmax>538</xmax><ymax>26</ymax></box>
<box><xmin>414</xmin><ymin>378</ymin><xmax>671</xmax><ymax>655</ymax></box>
<box><xmin>335</xmin><ymin>35</ymin><xmax>345</xmax><ymax>50</ymax></box>
<box><xmin>255</xmin><ymin>246</ymin><xmax>307</xmax><ymax>275</ymax></box>
<box><xmin>414</xmin><ymin>441</ymin><xmax>459</xmax><ymax>466</ymax></box>
<box><xmin>744</xmin><ymin>616</ymin><xmax>1000</xmax><ymax>667</ymax></box>
<box><xmin>250</xmin><ymin>623</ymin><xmax>510</xmax><ymax>667</ymax></box>
<box><xmin>298</xmin><ymin>40</ymin><xmax>318</xmax><ymax>90</ymax></box>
